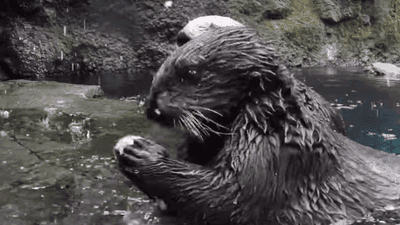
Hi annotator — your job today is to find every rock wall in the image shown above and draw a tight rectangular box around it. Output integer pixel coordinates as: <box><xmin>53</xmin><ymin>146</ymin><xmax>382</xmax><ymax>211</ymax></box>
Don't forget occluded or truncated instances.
<box><xmin>0</xmin><ymin>0</ymin><xmax>232</xmax><ymax>80</ymax></box>
<box><xmin>1</xmin><ymin>0</ymin><xmax>400</xmax><ymax>82</ymax></box>
<box><xmin>230</xmin><ymin>0</ymin><xmax>400</xmax><ymax>67</ymax></box>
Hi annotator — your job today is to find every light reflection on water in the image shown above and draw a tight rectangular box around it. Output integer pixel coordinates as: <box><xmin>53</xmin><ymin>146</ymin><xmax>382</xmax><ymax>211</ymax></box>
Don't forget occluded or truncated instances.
<box><xmin>293</xmin><ymin>66</ymin><xmax>400</xmax><ymax>154</ymax></box>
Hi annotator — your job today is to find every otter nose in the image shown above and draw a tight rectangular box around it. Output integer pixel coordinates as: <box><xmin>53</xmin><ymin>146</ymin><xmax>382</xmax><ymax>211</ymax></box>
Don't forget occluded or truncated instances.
<box><xmin>147</xmin><ymin>107</ymin><xmax>162</xmax><ymax>120</ymax></box>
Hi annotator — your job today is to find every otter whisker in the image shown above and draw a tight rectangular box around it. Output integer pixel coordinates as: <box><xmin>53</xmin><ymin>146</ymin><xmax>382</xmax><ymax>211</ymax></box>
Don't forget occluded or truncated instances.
<box><xmin>190</xmin><ymin>106</ymin><xmax>223</xmax><ymax>117</ymax></box>
<box><xmin>180</xmin><ymin>111</ymin><xmax>207</xmax><ymax>140</ymax></box>
<box><xmin>180</xmin><ymin>115</ymin><xmax>198</xmax><ymax>138</ymax></box>
<box><xmin>178</xmin><ymin>119</ymin><xmax>184</xmax><ymax>130</ymax></box>
<box><xmin>191</xmin><ymin>111</ymin><xmax>232</xmax><ymax>136</ymax></box>
<box><xmin>185</xmin><ymin>111</ymin><xmax>210</xmax><ymax>137</ymax></box>
<box><xmin>192</xmin><ymin>110</ymin><xmax>229</xmax><ymax>131</ymax></box>
<box><xmin>182</xmin><ymin>109</ymin><xmax>231</xmax><ymax>138</ymax></box>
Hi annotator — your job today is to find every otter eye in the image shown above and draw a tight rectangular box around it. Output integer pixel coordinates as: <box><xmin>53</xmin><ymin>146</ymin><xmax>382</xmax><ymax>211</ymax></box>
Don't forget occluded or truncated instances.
<box><xmin>177</xmin><ymin>68</ymin><xmax>197</xmax><ymax>77</ymax></box>
<box><xmin>177</xmin><ymin>70</ymin><xmax>201</xmax><ymax>85</ymax></box>
<box><xmin>176</xmin><ymin>66</ymin><xmax>200</xmax><ymax>79</ymax></box>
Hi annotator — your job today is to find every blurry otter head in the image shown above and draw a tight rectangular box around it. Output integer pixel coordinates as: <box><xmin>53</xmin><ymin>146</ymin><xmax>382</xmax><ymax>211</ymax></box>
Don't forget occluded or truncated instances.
<box><xmin>176</xmin><ymin>15</ymin><xmax>244</xmax><ymax>46</ymax></box>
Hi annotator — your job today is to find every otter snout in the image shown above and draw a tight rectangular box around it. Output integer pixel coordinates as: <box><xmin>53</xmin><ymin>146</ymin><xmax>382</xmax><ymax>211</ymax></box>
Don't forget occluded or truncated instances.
<box><xmin>145</xmin><ymin>91</ymin><xmax>181</xmax><ymax>126</ymax></box>
<box><xmin>146</xmin><ymin>106</ymin><xmax>162</xmax><ymax>121</ymax></box>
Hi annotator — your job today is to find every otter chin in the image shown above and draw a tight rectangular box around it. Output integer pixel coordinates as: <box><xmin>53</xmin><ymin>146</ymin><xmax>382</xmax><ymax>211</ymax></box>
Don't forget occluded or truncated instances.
<box><xmin>114</xmin><ymin>26</ymin><xmax>400</xmax><ymax>225</ymax></box>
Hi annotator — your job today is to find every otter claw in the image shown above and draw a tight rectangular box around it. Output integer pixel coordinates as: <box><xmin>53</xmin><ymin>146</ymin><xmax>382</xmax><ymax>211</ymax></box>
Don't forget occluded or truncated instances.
<box><xmin>114</xmin><ymin>135</ymin><xmax>145</xmax><ymax>155</ymax></box>
<box><xmin>114</xmin><ymin>135</ymin><xmax>169</xmax><ymax>164</ymax></box>
<box><xmin>123</xmin><ymin>145</ymin><xmax>152</xmax><ymax>158</ymax></box>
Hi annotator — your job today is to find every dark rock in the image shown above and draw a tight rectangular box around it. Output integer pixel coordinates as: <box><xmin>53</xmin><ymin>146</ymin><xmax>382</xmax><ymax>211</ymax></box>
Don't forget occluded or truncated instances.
<box><xmin>0</xmin><ymin>0</ymin><xmax>234</xmax><ymax>95</ymax></box>
<box><xmin>0</xmin><ymin>26</ymin><xmax>23</xmax><ymax>80</ymax></box>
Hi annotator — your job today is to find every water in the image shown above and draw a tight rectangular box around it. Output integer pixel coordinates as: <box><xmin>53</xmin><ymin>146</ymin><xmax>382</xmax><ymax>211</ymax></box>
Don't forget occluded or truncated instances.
<box><xmin>1</xmin><ymin>67</ymin><xmax>400</xmax><ymax>225</ymax></box>
<box><xmin>0</xmin><ymin>108</ymin><xmax>159</xmax><ymax>225</ymax></box>
<box><xmin>293</xmin><ymin>67</ymin><xmax>400</xmax><ymax>154</ymax></box>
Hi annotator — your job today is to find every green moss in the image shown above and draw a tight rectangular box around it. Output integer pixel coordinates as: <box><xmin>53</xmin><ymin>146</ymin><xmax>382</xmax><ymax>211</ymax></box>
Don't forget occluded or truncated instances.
<box><xmin>230</xmin><ymin>0</ymin><xmax>328</xmax><ymax>66</ymax></box>
<box><xmin>229</xmin><ymin>0</ymin><xmax>266</xmax><ymax>18</ymax></box>
<box><xmin>282</xmin><ymin>0</ymin><xmax>320</xmax><ymax>30</ymax></box>
<box><xmin>381</xmin><ymin>0</ymin><xmax>400</xmax><ymax>43</ymax></box>
<box><xmin>229</xmin><ymin>0</ymin><xmax>400</xmax><ymax>66</ymax></box>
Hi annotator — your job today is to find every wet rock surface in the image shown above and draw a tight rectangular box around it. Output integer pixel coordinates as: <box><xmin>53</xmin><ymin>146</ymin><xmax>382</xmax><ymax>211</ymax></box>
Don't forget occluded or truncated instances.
<box><xmin>0</xmin><ymin>80</ymin><xmax>186</xmax><ymax>224</ymax></box>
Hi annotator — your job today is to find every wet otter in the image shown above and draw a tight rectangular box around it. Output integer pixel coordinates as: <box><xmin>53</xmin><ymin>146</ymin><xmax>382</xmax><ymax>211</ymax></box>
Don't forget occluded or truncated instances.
<box><xmin>176</xmin><ymin>16</ymin><xmax>345</xmax><ymax>136</ymax></box>
<box><xmin>114</xmin><ymin>27</ymin><xmax>400</xmax><ymax>225</ymax></box>
<box><xmin>176</xmin><ymin>16</ymin><xmax>344</xmax><ymax>166</ymax></box>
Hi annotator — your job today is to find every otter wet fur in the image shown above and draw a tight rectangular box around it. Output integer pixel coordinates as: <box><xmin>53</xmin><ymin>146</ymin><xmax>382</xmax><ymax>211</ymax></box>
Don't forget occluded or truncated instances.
<box><xmin>114</xmin><ymin>27</ymin><xmax>400</xmax><ymax>225</ymax></box>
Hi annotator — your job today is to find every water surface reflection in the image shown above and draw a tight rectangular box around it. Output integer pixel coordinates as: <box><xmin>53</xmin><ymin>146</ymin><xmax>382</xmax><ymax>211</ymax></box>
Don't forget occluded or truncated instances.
<box><xmin>293</xmin><ymin>67</ymin><xmax>400</xmax><ymax>154</ymax></box>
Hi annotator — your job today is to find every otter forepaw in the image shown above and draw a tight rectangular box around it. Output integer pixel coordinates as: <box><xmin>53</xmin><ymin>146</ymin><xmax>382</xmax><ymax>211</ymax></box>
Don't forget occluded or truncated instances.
<box><xmin>114</xmin><ymin>135</ymin><xmax>168</xmax><ymax>166</ymax></box>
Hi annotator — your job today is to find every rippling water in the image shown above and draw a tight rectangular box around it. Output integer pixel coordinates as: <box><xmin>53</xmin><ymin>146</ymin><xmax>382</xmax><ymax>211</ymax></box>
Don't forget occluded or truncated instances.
<box><xmin>294</xmin><ymin>67</ymin><xmax>400</xmax><ymax>154</ymax></box>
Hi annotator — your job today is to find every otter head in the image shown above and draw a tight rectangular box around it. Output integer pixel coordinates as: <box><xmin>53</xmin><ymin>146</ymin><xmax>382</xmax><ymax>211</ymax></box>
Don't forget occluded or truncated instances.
<box><xmin>146</xmin><ymin>27</ymin><xmax>284</xmax><ymax>140</ymax></box>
